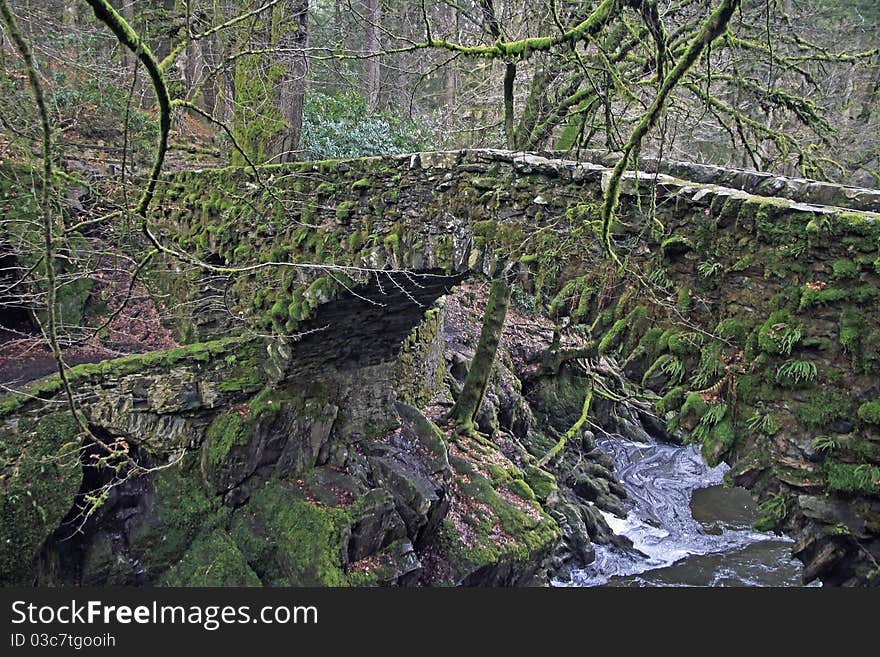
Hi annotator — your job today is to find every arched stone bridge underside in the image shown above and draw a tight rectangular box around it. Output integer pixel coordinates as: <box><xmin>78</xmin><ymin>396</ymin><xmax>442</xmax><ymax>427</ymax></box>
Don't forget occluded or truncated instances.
<box><xmin>3</xmin><ymin>149</ymin><xmax>880</xmax><ymax>588</ymax></box>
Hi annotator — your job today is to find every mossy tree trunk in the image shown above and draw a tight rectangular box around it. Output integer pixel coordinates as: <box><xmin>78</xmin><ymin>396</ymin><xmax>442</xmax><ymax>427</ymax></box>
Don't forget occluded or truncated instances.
<box><xmin>449</xmin><ymin>276</ymin><xmax>512</xmax><ymax>432</ymax></box>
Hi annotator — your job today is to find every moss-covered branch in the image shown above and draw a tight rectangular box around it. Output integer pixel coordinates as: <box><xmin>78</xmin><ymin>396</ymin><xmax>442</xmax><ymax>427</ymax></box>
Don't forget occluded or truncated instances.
<box><xmin>599</xmin><ymin>0</ymin><xmax>740</xmax><ymax>259</ymax></box>
<box><xmin>538</xmin><ymin>385</ymin><xmax>592</xmax><ymax>467</ymax></box>
<box><xmin>84</xmin><ymin>0</ymin><xmax>171</xmax><ymax>220</ymax></box>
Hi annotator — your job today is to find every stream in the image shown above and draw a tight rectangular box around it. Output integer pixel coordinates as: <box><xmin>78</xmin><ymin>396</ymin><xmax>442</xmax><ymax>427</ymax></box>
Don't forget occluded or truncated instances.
<box><xmin>560</xmin><ymin>434</ymin><xmax>811</xmax><ymax>587</ymax></box>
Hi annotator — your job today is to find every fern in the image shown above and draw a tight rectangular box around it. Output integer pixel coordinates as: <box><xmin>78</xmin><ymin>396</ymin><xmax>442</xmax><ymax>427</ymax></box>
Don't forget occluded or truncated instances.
<box><xmin>702</xmin><ymin>402</ymin><xmax>729</xmax><ymax>427</ymax></box>
<box><xmin>697</xmin><ymin>260</ymin><xmax>724</xmax><ymax>279</ymax></box>
<box><xmin>776</xmin><ymin>358</ymin><xmax>818</xmax><ymax>386</ymax></box>
<box><xmin>647</xmin><ymin>266</ymin><xmax>671</xmax><ymax>289</ymax></box>
<box><xmin>660</xmin><ymin>355</ymin><xmax>684</xmax><ymax>383</ymax></box>
<box><xmin>811</xmin><ymin>435</ymin><xmax>838</xmax><ymax>453</ymax></box>
<box><xmin>755</xmin><ymin>493</ymin><xmax>787</xmax><ymax>531</ymax></box>
<box><xmin>778</xmin><ymin>325</ymin><xmax>803</xmax><ymax>356</ymax></box>
<box><xmin>746</xmin><ymin>411</ymin><xmax>780</xmax><ymax>435</ymax></box>
<box><xmin>692</xmin><ymin>347</ymin><xmax>724</xmax><ymax>389</ymax></box>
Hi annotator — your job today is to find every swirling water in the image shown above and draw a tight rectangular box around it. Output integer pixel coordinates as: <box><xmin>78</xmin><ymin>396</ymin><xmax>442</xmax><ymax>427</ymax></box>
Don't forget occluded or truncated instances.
<box><xmin>561</xmin><ymin>434</ymin><xmax>809</xmax><ymax>587</ymax></box>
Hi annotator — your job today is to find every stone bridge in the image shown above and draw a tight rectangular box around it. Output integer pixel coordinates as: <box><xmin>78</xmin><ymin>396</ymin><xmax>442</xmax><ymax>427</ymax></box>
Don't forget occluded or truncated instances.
<box><xmin>2</xmin><ymin>149</ymin><xmax>880</xmax><ymax>587</ymax></box>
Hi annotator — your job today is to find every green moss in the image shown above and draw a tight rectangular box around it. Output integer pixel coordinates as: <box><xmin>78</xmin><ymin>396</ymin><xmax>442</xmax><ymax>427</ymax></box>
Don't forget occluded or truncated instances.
<box><xmin>204</xmin><ymin>411</ymin><xmax>247</xmax><ymax>467</ymax></box>
<box><xmin>796</xmin><ymin>391</ymin><xmax>854</xmax><ymax>430</ymax></box>
<box><xmin>548</xmin><ymin>276</ymin><xmax>593</xmax><ymax>321</ymax></box>
<box><xmin>128</xmin><ymin>456</ymin><xmax>226</xmax><ymax>581</ymax></box>
<box><xmin>0</xmin><ymin>413</ymin><xmax>82</xmax><ymax>585</ymax></box>
<box><xmin>840</xmin><ymin>310</ymin><xmax>863</xmax><ymax>357</ymax></box>
<box><xmin>335</xmin><ymin>200</ymin><xmax>356</xmax><ymax>220</ymax></box>
<box><xmin>444</xmin><ymin>444</ymin><xmax>560</xmax><ymax>578</ymax></box>
<box><xmin>799</xmin><ymin>284</ymin><xmax>880</xmax><ymax>311</ymax></box>
<box><xmin>701</xmin><ymin>416</ymin><xmax>735</xmax><ymax>467</ymax></box>
<box><xmin>757</xmin><ymin>311</ymin><xmax>801</xmax><ymax>356</ymax></box>
<box><xmin>676</xmin><ymin>288</ymin><xmax>692</xmax><ymax>315</ymax></box>
<box><xmin>383</xmin><ymin>233</ymin><xmax>400</xmax><ymax>252</ymax></box>
<box><xmin>799</xmin><ymin>285</ymin><xmax>848</xmax><ymax>309</ymax></box>
<box><xmin>715</xmin><ymin>318</ymin><xmax>751</xmax><ymax>344</ymax></box>
<box><xmin>656</xmin><ymin>328</ymin><xmax>675</xmax><ymax>352</ymax></box>
<box><xmin>597</xmin><ymin>319</ymin><xmax>627</xmax><ymax>354</ymax></box>
<box><xmin>0</xmin><ymin>337</ymin><xmax>248</xmax><ymax>418</ymax></box>
<box><xmin>656</xmin><ymin>386</ymin><xmax>685</xmax><ymax>415</ymax></box>
<box><xmin>522</xmin><ymin>465</ymin><xmax>557</xmax><ymax>503</ymax></box>
<box><xmin>642</xmin><ymin>354</ymin><xmax>683</xmax><ymax>388</ymax></box>
<box><xmin>351</xmin><ymin>178</ymin><xmax>371</xmax><ymax>190</ymax></box>
<box><xmin>668</xmin><ymin>331</ymin><xmax>699</xmax><ymax>358</ymax></box>
<box><xmin>661</xmin><ymin>235</ymin><xmax>693</xmax><ymax>257</ymax></box>
<box><xmin>831</xmin><ymin>259</ymin><xmax>859</xmax><ymax>280</ymax></box>
<box><xmin>857</xmin><ymin>400</ymin><xmax>880</xmax><ymax>425</ymax></box>
<box><xmin>678</xmin><ymin>392</ymin><xmax>709</xmax><ymax>426</ymax></box>
<box><xmin>637</xmin><ymin>327</ymin><xmax>664</xmax><ymax>355</ymax></box>
<box><xmin>159</xmin><ymin>529</ymin><xmax>261</xmax><ymax>587</ymax></box>
<box><xmin>863</xmin><ymin>329</ymin><xmax>880</xmax><ymax>374</ymax></box>
<box><xmin>230</xmin><ymin>479</ymin><xmax>352</xmax><ymax>586</ymax></box>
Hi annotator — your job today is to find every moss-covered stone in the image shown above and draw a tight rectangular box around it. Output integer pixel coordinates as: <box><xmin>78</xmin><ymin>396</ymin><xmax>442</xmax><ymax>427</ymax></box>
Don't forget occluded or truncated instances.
<box><xmin>0</xmin><ymin>413</ymin><xmax>82</xmax><ymax>585</ymax></box>
<box><xmin>127</xmin><ymin>456</ymin><xmax>226</xmax><ymax>582</ymax></box>
<box><xmin>159</xmin><ymin>529</ymin><xmax>261</xmax><ymax>586</ymax></box>
<box><xmin>796</xmin><ymin>391</ymin><xmax>854</xmax><ymax>430</ymax></box>
<box><xmin>230</xmin><ymin>479</ymin><xmax>352</xmax><ymax>586</ymax></box>
<box><xmin>857</xmin><ymin>401</ymin><xmax>880</xmax><ymax>426</ymax></box>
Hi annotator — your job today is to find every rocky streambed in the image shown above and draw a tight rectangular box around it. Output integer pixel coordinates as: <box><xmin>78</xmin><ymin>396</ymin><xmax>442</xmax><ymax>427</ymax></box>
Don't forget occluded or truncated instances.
<box><xmin>556</xmin><ymin>433</ymin><xmax>808</xmax><ymax>587</ymax></box>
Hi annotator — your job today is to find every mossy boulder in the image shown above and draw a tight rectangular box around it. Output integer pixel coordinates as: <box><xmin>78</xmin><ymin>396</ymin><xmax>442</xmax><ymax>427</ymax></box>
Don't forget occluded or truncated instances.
<box><xmin>127</xmin><ymin>457</ymin><xmax>227</xmax><ymax>582</ymax></box>
<box><xmin>230</xmin><ymin>479</ymin><xmax>353</xmax><ymax>586</ymax></box>
<box><xmin>159</xmin><ymin>529</ymin><xmax>261</xmax><ymax>586</ymax></box>
<box><xmin>857</xmin><ymin>401</ymin><xmax>880</xmax><ymax>426</ymax></box>
<box><xmin>0</xmin><ymin>413</ymin><xmax>82</xmax><ymax>585</ymax></box>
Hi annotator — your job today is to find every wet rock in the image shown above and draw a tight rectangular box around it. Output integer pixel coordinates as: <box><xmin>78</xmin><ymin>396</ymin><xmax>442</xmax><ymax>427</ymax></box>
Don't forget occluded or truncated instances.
<box><xmin>585</xmin><ymin>448</ymin><xmax>615</xmax><ymax>472</ymax></box>
<box><xmin>551</xmin><ymin>503</ymin><xmax>596</xmax><ymax>569</ymax></box>
<box><xmin>581</xmin><ymin>430</ymin><xmax>597</xmax><ymax>452</ymax></box>
<box><xmin>793</xmin><ymin>532</ymin><xmax>848</xmax><ymax>584</ymax></box>
<box><xmin>579</xmin><ymin>502</ymin><xmax>617</xmax><ymax>544</ymax></box>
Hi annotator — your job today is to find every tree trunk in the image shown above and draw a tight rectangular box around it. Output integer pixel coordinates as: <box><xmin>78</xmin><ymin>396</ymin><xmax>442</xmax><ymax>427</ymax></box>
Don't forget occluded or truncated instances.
<box><xmin>362</xmin><ymin>0</ymin><xmax>381</xmax><ymax>111</ymax></box>
<box><xmin>274</xmin><ymin>0</ymin><xmax>309</xmax><ymax>162</ymax></box>
<box><xmin>449</xmin><ymin>277</ymin><xmax>512</xmax><ymax>431</ymax></box>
